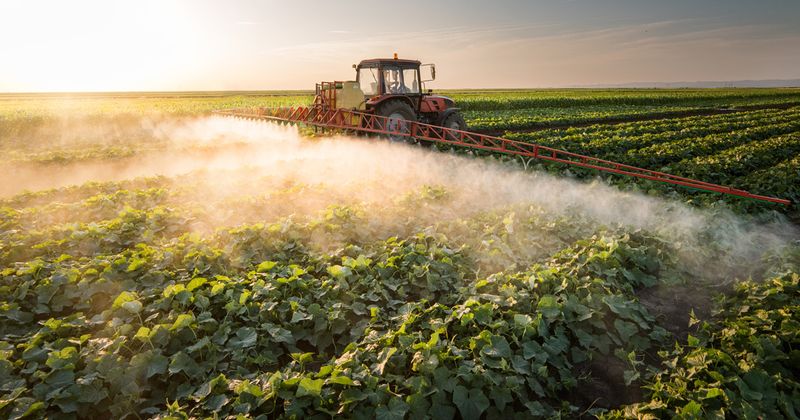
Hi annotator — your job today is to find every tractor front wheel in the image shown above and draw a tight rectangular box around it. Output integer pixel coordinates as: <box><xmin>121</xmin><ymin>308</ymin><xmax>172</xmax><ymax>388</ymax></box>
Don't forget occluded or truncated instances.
<box><xmin>442</xmin><ymin>112</ymin><xmax>467</xmax><ymax>131</ymax></box>
<box><xmin>376</xmin><ymin>100</ymin><xmax>417</xmax><ymax>142</ymax></box>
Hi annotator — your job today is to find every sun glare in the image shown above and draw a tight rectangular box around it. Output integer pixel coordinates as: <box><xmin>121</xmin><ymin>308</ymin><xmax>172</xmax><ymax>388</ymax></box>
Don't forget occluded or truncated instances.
<box><xmin>0</xmin><ymin>1</ymin><xmax>206</xmax><ymax>91</ymax></box>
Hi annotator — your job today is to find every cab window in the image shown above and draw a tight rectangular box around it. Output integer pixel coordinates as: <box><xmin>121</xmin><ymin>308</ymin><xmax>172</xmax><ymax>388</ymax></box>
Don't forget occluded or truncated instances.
<box><xmin>358</xmin><ymin>67</ymin><xmax>379</xmax><ymax>96</ymax></box>
<box><xmin>402</xmin><ymin>69</ymin><xmax>420</xmax><ymax>94</ymax></box>
<box><xmin>382</xmin><ymin>67</ymin><xmax>420</xmax><ymax>94</ymax></box>
<box><xmin>383</xmin><ymin>67</ymin><xmax>402</xmax><ymax>94</ymax></box>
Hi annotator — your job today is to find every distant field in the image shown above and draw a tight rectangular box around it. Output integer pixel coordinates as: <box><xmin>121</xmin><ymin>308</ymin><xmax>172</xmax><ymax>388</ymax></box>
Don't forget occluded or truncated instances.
<box><xmin>0</xmin><ymin>88</ymin><xmax>800</xmax><ymax>118</ymax></box>
<box><xmin>1</xmin><ymin>88</ymin><xmax>799</xmax><ymax>419</ymax></box>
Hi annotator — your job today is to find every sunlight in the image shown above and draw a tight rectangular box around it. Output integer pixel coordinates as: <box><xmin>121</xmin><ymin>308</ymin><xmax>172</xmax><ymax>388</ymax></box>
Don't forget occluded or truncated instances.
<box><xmin>0</xmin><ymin>0</ymin><xmax>206</xmax><ymax>91</ymax></box>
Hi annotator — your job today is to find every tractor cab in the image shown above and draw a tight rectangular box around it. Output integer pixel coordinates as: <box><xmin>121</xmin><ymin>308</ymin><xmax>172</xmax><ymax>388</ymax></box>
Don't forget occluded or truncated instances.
<box><xmin>352</xmin><ymin>55</ymin><xmax>465</xmax><ymax>129</ymax></box>
<box><xmin>355</xmin><ymin>57</ymin><xmax>427</xmax><ymax>96</ymax></box>
<box><xmin>313</xmin><ymin>55</ymin><xmax>466</xmax><ymax>131</ymax></box>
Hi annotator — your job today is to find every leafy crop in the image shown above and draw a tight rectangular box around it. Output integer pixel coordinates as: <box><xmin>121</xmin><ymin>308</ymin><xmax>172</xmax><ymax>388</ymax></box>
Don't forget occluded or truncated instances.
<box><xmin>2</xmin><ymin>89</ymin><xmax>800</xmax><ymax>419</ymax></box>
<box><xmin>605</xmin><ymin>273</ymin><xmax>800</xmax><ymax>419</ymax></box>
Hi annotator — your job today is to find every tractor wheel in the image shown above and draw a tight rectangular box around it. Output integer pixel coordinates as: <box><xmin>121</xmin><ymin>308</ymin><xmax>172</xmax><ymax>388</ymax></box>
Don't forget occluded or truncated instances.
<box><xmin>376</xmin><ymin>100</ymin><xmax>417</xmax><ymax>142</ymax></box>
<box><xmin>442</xmin><ymin>112</ymin><xmax>467</xmax><ymax>131</ymax></box>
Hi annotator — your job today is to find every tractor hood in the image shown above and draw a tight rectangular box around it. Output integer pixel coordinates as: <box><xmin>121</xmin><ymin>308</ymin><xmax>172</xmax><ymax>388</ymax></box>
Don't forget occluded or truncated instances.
<box><xmin>420</xmin><ymin>95</ymin><xmax>457</xmax><ymax>114</ymax></box>
<box><xmin>428</xmin><ymin>95</ymin><xmax>455</xmax><ymax>107</ymax></box>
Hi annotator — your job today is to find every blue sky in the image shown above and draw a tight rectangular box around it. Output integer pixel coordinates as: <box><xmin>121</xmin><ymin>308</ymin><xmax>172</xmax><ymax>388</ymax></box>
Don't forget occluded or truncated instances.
<box><xmin>1</xmin><ymin>0</ymin><xmax>798</xmax><ymax>91</ymax></box>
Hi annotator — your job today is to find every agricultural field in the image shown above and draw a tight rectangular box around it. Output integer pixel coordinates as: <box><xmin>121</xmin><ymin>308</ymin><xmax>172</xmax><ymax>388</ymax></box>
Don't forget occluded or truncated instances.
<box><xmin>1</xmin><ymin>89</ymin><xmax>800</xmax><ymax>419</ymax></box>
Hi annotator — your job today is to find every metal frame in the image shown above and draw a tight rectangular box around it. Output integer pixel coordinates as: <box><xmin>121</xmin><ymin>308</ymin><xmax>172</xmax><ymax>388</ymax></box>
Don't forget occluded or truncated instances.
<box><xmin>213</xmin><ymin>106</ymin><xmax>791</xmax><ymax>206</ymax></box>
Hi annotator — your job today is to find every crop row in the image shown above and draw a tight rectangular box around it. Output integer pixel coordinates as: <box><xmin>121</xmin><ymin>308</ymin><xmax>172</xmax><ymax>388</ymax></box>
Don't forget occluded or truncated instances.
<box><xmin>735</xmin><ymin>153</ymin><xmax>800</xmax><ymax>204</ymax></box>
<box><xmin>451</xmin><ymin>89</ymin><xmax>800</xmax><ymax>111</ymax></box>
<box><xmin>463</xmin><ymin>105</ymin><xmax>710</xmax><ymax>131</ymax></box>
<box><xmin>668</xmin><ymin>133</ymin><xmax>800</xmax><ymax>183</ymax></box>
<box><xmin>506</xmin><ymin>107</ymin><xmax>800</xmax><ymax>145</ymax></box>
<box><xmin>619</xmin><ymin>119</ymin><xmax>800</xmax><ymax>168</ymax></box>
<box><xmin>504</xmin><ymin>109</ymin><xmax>800</xmax><ymax>166</ymax></box>
<box><xmin>484</xmin><ymin>108</ymin><xmax>800</xmax><ymax>208</ymax></box>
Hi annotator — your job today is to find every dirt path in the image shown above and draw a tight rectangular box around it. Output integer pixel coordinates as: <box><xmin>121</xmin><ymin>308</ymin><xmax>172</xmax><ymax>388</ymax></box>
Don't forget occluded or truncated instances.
<box><xmin>474</xmin><ymin>102</ymin><xmax>800</xmax><ymax>137</ymax></box>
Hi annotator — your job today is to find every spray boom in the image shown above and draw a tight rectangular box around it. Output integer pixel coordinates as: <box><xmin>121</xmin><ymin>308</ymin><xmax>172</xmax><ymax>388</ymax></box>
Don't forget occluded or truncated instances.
<box><xmin>212</xmin><ymin>106</ymin><xmax>791</xmax><ymax>206</ymax></box>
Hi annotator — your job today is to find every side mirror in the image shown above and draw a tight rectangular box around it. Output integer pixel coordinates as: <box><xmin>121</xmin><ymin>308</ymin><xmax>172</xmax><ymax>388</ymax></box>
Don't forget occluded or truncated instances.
<box><xmin>420</xmin><ymin>64</ymin><xmax>436</xmax><ymax>82</ymax></box>
<box><xmin>352</xmin><ymin>64</ymin><xmax>357</xmax><ymax>69</ymax></box>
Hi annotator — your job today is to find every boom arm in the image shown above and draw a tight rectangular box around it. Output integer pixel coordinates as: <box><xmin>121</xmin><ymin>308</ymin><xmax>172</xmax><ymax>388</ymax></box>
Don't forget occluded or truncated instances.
<box><xmin>213</xmin><ymin>106</ymin><xmax>791</xmax><ymax>206</ymax></box>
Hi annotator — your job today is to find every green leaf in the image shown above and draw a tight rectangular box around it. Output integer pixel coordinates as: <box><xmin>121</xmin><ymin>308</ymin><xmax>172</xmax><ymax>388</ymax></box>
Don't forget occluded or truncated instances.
<box><xmin>452</xmin><ymin>386</ymin><xmax>489</xmax><ymax>420</ymax></box>
<box><xmin>514</xmin><ymin>313</ymin><xmax>533</xmax><ymax>328</ymax></box>
<box><xmin>9</xmin><ymin>399</ymin><xmax>45</xmax><ymax>420</ymax></box>
<box><xmin>623</xmin><ymin>369</ymin><xmax>640</xmax><ymax>386</ymax></box>
<box><xmin>186</xmin><ymin>277</ymin><xmax>208</xmax><ymax>291</ymax></box>
<box><xmin>373</xmin><ymin>347</ymin><xmax>397</xmax><ymax>375</ymax></box>
<box><xmin>170</xmin><ymin>313</ymin><xmax>195</xmax><ymax>331</ymax></box>
<box><xmin>147</xmin><ymin>353</ymin><xmax>168</xmax><ymax>378</ymax></box>
<box><xmin>296</xmin><ymin>378</ymin><xmax>324</xmax><ymax>398</ymax></box>
<box><xmin>193</xmin><ymin>374</ymin><xmax>227</xmax><ymax>401</ymax></box>
<box><xmin>482</xmin><ymin>335</ymin><xmax>512</xmax><ymax>359</ymax></box>
<box><xmin>112</xmin><ymin>291</ymin><xmax>137</xmax><ymax>309</ymax></box>
<box><xmin>430</xmin><ymin>401</ymin><xmax>456</xmax><ymax>420</ymax></box>
<box><xmin>537</xmin><ymin>295</ymin><xmax>560</xmax><ymax>319</ymax></box>
<box><xmin>326</xmin><ymin>265</ymin><xmax>352</xmax><ymax>279</ymax></box>
<box><xmin>228</xmin><ymin>327</ymin><xmax>257</xmax><ymax>349</ymax></box>
<box><xmin>46</xmin><ymin>346</ymin><xmax>78</xmax><ymax>370</ymax></box>
<box><xmin>679</xmin><ymin>400</ymin><xmax>702</xmax><ymax>417</ymax></box>
<box><xmin>210</xmin><ymin>282</ymin><xmax>225</xmax><ymax>296</ymax></box>
<box><xmin>257</xmin><ymin>261</ymin><xmax>277</xmax><ymax>273</ymax></box>
<box><xmin>328</xmin><ymin>376</ymin><xmax>357</xmax><ymax>386</ymax></box>
<box><xmin>614</xmin><ymin>319</ymin><xmax>639</xmax><ymax>342</ymax></box>
<box><xmin>204</xmin><ymin>394</ymin><xmax>228</xmax><ymax>411</ymax></box>
<box><xmin>134</xmin><ymin>327</ymin><xmax>151</xmax><ymax>342</ymax></box>
<box><xmin>603</xmin><ymin>295</ymin><xmax>633</xmax><ymax>318</ymax></box>
<box><xmin>704</xmin><ymin>388</ymin><xmax>725</xmax><ymax>400</ymax></box>
<box><xmin>127</xmin><ymin>257</ymin><xmax>146</xmax><ymax>272</ymax></box>
<box><xmin>121</xmin><ymin>300</ymin><xmax>143</xmax><ymax>314</ymax></box>
<box><xmin>169</xmin><ymin>351</ymin><xmax>202</xmax><ymax>377</ymax></box>
<box><xmin>290</xmin><ymin>311</ymin><xmax>310</xmax><ymax>323</ymax></box>
<box><xmin>525</xmin><ymin>400</ymin><xmax>550</xmax><ymax>416</ymax></box>
<box><xmin>186</xmin><ymin>336</ymin><xmax>211</xmax><ymax>353</ymax></box>
<box><xmin>163</xmin><ymin>284</ymin><xmax>186</xmax><ymax>298</ymax></box>
<box><xmin>522</xmin><ymin>340</ymin><xmax>543</xmax><ymax>360</ymax></box>
<box><xmin>688</xmin><ymin>308</ymin><xmax>700</xmax><ymax>328</ymax></box>
<box><xmin>266</xmin><ymin>324</ymin><xmax>294</xmax><ymax>343</ymax></box>
<box><xmin>376</xmin><ymin>398</ymin><xmax>409</xmax><ymax>420</ymax></box>
<box><xmin>239</xmin><ymin>289</ymin><xmax>252</xmax><ymax>305</ymax></box>
<box><xmin>489</xmin><ymin>387</ymin><xmax>513</xmax><ymax>412</ymax></box>
<box><xmin>291</xmin><ymin>352</ymin><xmax>314</xmax><ymax>364</ymax></box>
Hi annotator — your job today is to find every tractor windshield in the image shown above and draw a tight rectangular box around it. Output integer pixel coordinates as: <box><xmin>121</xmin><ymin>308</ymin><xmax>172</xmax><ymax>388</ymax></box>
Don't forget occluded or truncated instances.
<box><xmin>382</xmin><ymin>66</ymin><xmax>420</xmax><ymax>94</ymax></box>
<box><xmin>358</xmin><ymin>67</ymin><xmax>380</xmax><ymax>96</ymax></box>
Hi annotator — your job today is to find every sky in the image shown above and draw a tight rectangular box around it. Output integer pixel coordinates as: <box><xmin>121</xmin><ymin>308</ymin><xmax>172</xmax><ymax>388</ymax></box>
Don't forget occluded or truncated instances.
<box><xmin>1</xmin><ymin>0</ymin><xmax>799</xmax><ymax>92</ymax></box>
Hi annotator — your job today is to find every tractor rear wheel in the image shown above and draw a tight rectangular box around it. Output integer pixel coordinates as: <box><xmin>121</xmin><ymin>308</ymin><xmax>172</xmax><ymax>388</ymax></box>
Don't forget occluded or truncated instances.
<box><xmin>376</xmin><ymin>100</ymin><xmax>416</xmax><ymax>142</ymax></box>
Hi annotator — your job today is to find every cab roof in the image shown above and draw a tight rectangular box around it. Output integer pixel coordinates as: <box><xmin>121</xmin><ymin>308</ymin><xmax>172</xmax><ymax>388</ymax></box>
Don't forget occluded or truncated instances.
<box><xmin>358</xmin><ymin>58</ymin><xmax>421</xmax><ymax>67</ymax></box>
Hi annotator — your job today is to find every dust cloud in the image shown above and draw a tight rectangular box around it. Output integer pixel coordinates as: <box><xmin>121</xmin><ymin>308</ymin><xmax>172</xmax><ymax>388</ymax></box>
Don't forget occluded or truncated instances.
<box><xmin>4</xmin><ymin>115</ymin><xmax>798</xmax><ymax>282</ymax></box>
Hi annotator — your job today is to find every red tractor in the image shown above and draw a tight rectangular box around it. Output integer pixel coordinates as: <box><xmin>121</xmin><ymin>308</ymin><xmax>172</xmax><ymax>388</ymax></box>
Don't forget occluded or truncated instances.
<box><xmin>314</xmin><ymin>54</ymin><xmax>467</xmax><ymax>134</ymax></box>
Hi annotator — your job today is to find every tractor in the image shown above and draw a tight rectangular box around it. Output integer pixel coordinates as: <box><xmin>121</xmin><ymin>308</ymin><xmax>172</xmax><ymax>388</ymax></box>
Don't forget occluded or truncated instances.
<box><xmin>313</xmin><ymin>54</ymin><xmax>467</xmax><ymax>135</ymax></box>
